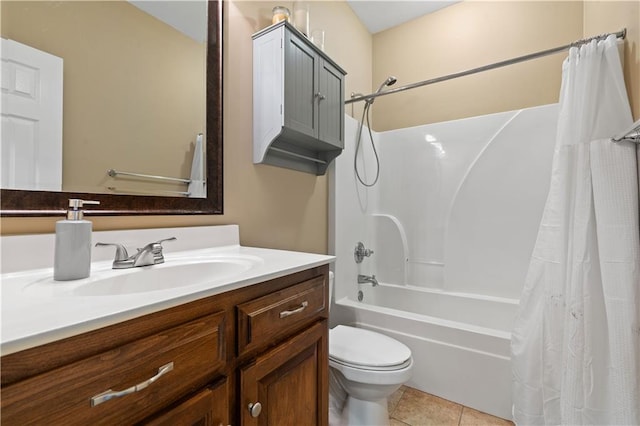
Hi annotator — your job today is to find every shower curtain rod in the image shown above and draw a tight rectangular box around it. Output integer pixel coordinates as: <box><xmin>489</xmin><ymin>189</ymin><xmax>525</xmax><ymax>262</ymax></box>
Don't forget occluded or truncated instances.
<box><xmin>345</xmin><ymin>28</ymin><xmax>627</xmax><ymax>105</ymax></box>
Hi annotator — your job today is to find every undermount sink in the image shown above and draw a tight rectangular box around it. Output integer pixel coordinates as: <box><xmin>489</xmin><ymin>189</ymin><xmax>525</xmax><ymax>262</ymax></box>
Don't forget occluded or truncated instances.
<box><xmin>23</xmin><ymin>256</ymin><xmax>261</xmax><ymax>297</ymax></box>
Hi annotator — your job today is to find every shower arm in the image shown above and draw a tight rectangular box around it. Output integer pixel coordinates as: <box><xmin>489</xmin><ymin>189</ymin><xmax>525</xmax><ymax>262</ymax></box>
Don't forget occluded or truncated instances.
<box><xmin>345</xmin><ymin>28</ymin><xmax>626</xmax><ymax>105</ymax></box>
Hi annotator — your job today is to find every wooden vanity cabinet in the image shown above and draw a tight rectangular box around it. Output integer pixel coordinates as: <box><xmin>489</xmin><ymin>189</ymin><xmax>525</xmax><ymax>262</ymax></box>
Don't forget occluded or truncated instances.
<box><xmin>237</xmin><ymin>275</ymin><xmax>328</xmax><ymax>426</ymax></box>
<box><xmin>0</xmin><ymin>265</ymin><xmax>329</xmax><ymax>426</ymax></box>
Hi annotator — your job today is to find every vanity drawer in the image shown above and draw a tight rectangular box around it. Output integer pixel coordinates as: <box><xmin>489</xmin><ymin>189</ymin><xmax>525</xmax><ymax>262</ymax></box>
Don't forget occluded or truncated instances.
<box><xmin>1</xmin><ymin>311</ymin><xmax>225</xmax><ymax>425</ymax></box>
<box><xmin>237</xmin><ymin>275</ymin><xmax>326</xmax><ymax>354</ymax></box>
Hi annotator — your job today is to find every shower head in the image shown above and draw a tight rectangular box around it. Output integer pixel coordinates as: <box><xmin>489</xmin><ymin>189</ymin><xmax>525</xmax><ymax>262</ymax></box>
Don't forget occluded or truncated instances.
<box><xmin>383</xmin><ymin>76</ymin><xmax>398</xmax><ymax>87</ymax></box>
<box><xmin>368</xmin><ymin>76</ymin><xmax>397</xmax><ymax>104</ymax></box>
<box><xmin>376</xmin><ymin>76</ymin><xmax>397</xmax><ymax>92</ymax></box>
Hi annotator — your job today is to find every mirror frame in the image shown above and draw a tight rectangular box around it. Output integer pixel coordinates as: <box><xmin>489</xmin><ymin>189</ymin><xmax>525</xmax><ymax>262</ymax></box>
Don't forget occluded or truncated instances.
<box><xmin>0</xmin><ymin>0</ymin><xmax>223</xmax><ymax>217</ymax></box>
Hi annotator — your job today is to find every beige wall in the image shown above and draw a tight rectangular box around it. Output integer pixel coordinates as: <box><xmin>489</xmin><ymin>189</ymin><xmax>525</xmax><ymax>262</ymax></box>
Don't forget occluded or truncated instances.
<box><xmin>372</xmin><ymin>1</ymin><xmax>584</xmax><ymax>131</ymax></box>
<box><xmin>3</xmin><ymin>1</ymin><xmax>637</xmax><ymax>255</ymax></box>
<box><xmin>0</xmin><ymin>0</ymin><xmax>372</xmax><ymax>255</ymax></box>
<box><xmin>1</xmin><ymin>1</ymin><xmax>206</xmax><ymax>194</ymax></box>
<box><xmin>372</xmin><ymin>1</ymin><xmax>639</xmax><ymax>131</ymax></box>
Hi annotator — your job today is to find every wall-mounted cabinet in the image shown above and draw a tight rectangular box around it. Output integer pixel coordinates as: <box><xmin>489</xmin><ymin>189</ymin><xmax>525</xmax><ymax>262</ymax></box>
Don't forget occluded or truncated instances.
<box><xmin>253</xmin><ymin>21</ymin><xmax>346</xmax><ymax>175</ymax></box>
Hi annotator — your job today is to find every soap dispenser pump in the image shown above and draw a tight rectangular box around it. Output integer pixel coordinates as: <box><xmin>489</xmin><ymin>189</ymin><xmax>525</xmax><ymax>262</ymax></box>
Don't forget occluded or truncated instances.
<box><xmin>54</xmin><ymin>199</ymin><xmax>100</xmax><ymax>281</ymax></box>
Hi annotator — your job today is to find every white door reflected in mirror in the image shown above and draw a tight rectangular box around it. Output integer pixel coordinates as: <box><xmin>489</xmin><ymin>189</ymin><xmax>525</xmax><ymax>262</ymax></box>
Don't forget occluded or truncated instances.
<box><xmin>1</xmin><ymin>39</ymin><xmax>63</xmax><ymax>191</ymax></box>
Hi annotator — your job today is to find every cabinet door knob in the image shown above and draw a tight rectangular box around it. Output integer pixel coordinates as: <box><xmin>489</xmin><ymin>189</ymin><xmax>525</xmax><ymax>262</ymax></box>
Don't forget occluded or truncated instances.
<box><xmin>248</xmin><ymin>401</ymin><xmax>263</xmax><ymax>417</ymax></box>
<box><xmin>315</xmin><ymin>92</ymin><xmax>326</xmax><ymax>101</ymax></box>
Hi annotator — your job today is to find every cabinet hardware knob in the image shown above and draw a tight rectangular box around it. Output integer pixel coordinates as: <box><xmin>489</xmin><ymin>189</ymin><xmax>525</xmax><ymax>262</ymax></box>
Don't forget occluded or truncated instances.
<box><xmin>279</xmin><ymin>301</ymin><xmax>309</xmax><ymax>318</ymax></box>
<box><xmin>315</xmin><ymin>92</ymin><xmax>326</xmax><ymax>101</ymax></box>
<box><xmin>90</xmin><ymin>362</ymin><xmax>174</xmax><ymax>407</ymax></box>
<box><xmin>248</xmin><ymin>401</ymin><xmax>262</xmax><ymax>417</ymax></box>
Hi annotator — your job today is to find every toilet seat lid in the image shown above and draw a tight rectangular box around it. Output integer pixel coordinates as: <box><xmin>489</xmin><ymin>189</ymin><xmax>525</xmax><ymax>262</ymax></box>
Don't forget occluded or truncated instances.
<box><xmin>329</xmin><ymin>325</ymin><xmax>412</xmax><ymax>369</ymax></box>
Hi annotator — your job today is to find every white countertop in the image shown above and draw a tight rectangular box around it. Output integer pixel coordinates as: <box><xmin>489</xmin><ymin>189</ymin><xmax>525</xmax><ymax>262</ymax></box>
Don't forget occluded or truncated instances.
<box><xmin>0</xmin><ymin>225</ymin><xmax>334</xmax><ymax>356</ymax></box>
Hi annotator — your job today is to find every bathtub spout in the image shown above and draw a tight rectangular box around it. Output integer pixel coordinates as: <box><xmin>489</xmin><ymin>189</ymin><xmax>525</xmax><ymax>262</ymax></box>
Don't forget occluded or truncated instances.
<box><xmin>358</xmin><ymin>274</ymin><xmax>378</xmax><ymax>286</ymax></box>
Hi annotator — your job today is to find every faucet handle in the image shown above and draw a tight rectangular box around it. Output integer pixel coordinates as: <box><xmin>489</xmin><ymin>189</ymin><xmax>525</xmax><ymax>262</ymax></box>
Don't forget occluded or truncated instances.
<box><xmin>137</xmin><ymin>237</ymin><xmax>176</xmax><ymax>252</ymax></box>
<box><xmin>148</xmin><ymin>237</ymin><xmax>177</xmax><ymax>254</ymax></box>
<box><xmin>154</xmin><ymin>237</ymin><xmax>177</xmax><ymax>246</ymax></box>
<box><xmin>137</xmin><ymin>237</ymin><xmax>177</xmax><ymax>265</ymax></box>
<box><xmin>354</xmin><ymin>242</ymin><xmax>374</xmax><ymax>264</ymax></box>
<box><xmin>95</xmin><ymin>242</ymin><xmax>129</xmax><ymax>261</ymax></box>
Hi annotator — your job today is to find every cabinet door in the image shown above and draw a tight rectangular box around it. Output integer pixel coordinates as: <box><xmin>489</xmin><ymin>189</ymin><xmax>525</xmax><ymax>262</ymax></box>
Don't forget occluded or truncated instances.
<box><xmin>240</xmin><ymin>321</ymin><xmax>328</xmax><ymax>426</ymax></box>
<box><xmin>284</xmin><ymin>29</ymin><xmax>318</xmax><ymax>139</ymax></box>
<box><xmin>142</xmin><ymin>378</ymin><xmax>229</xmax><ymax>426</ymax></box>
<box><xmin>318</xmin><ymin>59</ymin><xmax>345</xmax><ymax>149</ymax></box>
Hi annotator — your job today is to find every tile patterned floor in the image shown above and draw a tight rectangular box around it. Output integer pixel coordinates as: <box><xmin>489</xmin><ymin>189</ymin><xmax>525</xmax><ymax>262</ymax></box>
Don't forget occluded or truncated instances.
<box><xmin>388</xmin><ymin>386</ymin><xmax>514</xmax><ymax>426</ymax></box>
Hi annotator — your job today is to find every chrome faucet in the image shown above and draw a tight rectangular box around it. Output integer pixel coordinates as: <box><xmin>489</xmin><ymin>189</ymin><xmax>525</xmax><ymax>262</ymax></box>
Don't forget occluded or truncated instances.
<box><xmin>96</xmin><ymin>237</ymin><xmax>176</xmax><ymax>269</ymax></box>
<box><xmin>358</xmin><ymin>274</ymin><xmax>378</xmax><ymax>286</ymax></box>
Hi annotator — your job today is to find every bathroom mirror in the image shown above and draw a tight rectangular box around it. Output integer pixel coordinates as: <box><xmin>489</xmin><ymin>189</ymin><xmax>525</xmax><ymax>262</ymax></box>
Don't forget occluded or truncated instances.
<box><xmin>0</xmin><ymin>0</ymin><xmax>222</xmax><ymax>216</ymax></box>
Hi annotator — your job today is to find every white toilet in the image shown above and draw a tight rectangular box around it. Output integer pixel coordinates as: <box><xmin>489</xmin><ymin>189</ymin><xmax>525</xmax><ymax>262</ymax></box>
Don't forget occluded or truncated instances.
<box><xmin>328</xmin><ymin>273</ymin><xmax>413</xmax><ymax>425</ymax></box>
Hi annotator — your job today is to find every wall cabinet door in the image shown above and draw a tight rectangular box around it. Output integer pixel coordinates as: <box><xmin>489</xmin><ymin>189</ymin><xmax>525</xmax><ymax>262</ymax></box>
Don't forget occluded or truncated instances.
<box><xmin>240</xmin><ymin>321</ymin><xmax>328</xmax><ymax>426</ymax></box>
<box><xmin>318</xmin><ymin>59</ymin><xmax>344</xmax><ymax>148</ymax></box>
<box><xmin>284</xmin><ymin>29</ymin><xmax>319</xmax><ymax>139</ymax></box>
<box><xmin>283</xmin><ymin>29</ymin><xmax>344</xmax><ymax>149</ymax></box>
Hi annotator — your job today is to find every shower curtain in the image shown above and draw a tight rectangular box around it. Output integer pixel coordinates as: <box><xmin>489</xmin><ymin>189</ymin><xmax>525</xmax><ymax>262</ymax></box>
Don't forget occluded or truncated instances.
<box><xmin>511</xmin><ymin>35</ymin><xmax>640</xmax><ymax>425</ymax></box>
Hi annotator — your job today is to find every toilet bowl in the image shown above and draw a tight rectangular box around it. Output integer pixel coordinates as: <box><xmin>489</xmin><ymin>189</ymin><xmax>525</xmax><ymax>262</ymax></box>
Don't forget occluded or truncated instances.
<box><xmin>328</xmin><ymin>274</ymin><xmax>413</xmax><ymax>425</ymax></box>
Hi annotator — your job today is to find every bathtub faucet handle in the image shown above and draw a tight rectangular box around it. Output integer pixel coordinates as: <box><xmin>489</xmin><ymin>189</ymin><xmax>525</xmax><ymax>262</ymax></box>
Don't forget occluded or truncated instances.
<box><xmin>354</xmin><ymin>242</ymin><xmax>374</xmax><ymax>263</ymax></box>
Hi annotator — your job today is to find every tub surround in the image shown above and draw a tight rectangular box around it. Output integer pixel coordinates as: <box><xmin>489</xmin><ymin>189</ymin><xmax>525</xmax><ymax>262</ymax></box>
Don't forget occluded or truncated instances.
<box><xmin>1</xmin><ymin>224</ymin><xmax>334</xmax><ymax>356</ymax></box>
<box><xmin>330</xmin><ymin>105</ymin><xmax>559</xmax><ymax>419</ymax></box>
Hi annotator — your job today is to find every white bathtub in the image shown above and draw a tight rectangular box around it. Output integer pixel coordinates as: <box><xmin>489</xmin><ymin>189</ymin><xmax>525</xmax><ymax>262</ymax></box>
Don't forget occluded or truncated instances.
<box><xmin>333</xmin><ymin>282</ymin><xmax>518</xmax><ymax>420</ymax></box>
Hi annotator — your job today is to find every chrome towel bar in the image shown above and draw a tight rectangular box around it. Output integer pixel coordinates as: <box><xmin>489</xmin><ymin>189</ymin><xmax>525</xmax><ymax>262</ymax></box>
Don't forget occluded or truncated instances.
<box><xmin>107</xmin><ymin>169</ymin><xmax>191</xmax><ymax>184</ymax></box>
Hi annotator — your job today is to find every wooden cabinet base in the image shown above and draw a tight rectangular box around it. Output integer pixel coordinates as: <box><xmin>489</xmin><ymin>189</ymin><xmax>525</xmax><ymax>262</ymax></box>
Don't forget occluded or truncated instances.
<box><xmin>0</xmin><ymin>265</ymin><xmax>329</xmax><ymax>426</ymax></box>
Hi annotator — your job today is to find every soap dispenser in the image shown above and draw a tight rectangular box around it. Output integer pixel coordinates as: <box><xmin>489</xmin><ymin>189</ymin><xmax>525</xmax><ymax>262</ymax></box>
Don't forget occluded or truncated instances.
<box><xmin>54</xmin><ymin>199</ymin><xmax>100</xmax><ymax>281</ymax></box>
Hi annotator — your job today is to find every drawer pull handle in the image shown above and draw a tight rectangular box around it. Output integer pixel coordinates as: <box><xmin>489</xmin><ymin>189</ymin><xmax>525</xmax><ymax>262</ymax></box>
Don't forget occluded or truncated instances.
<box><xmin>279</xmin><ymin>301</ymin><xmax>309</xmax><ymax>318</ymax></box>
<box><xmin>90</xmin><ymin>362</ymin><xmax>174</xmax><ymax>407</ymax></box>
